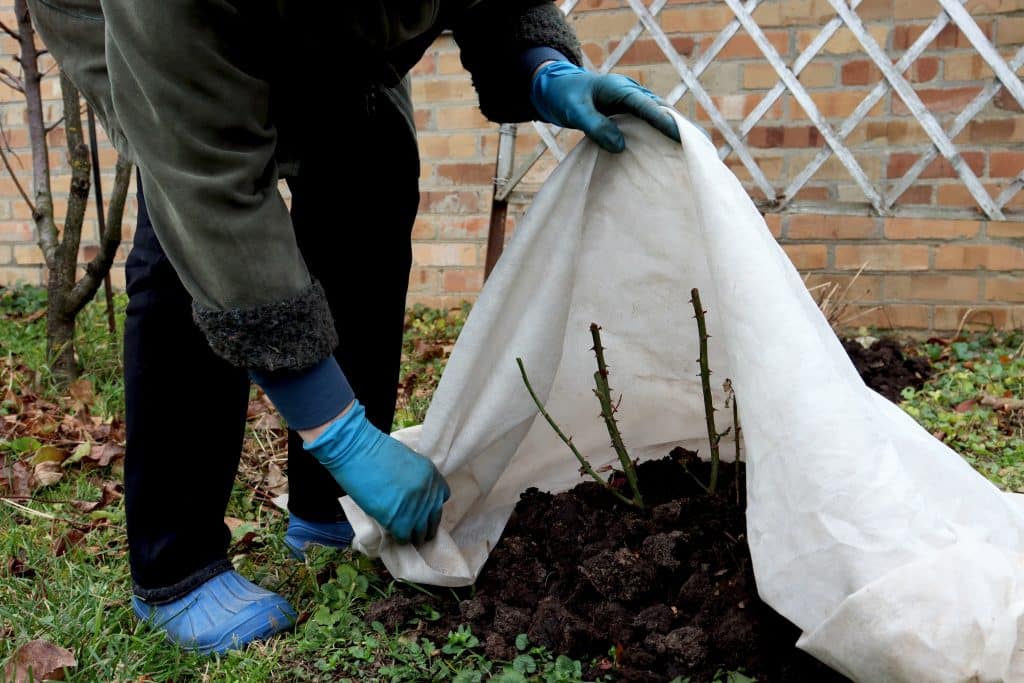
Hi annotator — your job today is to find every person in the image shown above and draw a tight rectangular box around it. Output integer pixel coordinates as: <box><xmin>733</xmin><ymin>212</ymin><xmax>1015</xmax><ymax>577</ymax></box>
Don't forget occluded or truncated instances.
<box><xmin>27</xmin><ymin>0</ymin><xmax>680</xmax><ymax>654</ymax></box>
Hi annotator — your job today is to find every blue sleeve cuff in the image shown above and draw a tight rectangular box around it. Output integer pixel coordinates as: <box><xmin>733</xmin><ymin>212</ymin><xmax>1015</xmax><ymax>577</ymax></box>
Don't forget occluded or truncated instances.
<box><xmin>519</xmin><ymin>46</ymin><xmax>571</xmax><ymax>86</ymax></box>
<box><xmin>249</xmin><ymin>356</ymin><xmax>354</xmax><ymax>431</ymax></box>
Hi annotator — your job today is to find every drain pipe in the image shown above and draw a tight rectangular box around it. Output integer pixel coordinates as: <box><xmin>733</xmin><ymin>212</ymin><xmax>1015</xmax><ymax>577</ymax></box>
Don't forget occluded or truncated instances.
<box><xmin>484</xmin><ymin>123</ymin><xmax>518</xmax><ymax>279</ymax></box>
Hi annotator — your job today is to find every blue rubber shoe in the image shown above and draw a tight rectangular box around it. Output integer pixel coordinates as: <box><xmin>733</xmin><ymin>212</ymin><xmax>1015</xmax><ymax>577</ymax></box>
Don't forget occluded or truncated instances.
<box><xmin>132</xmin><ymin>571</ymin><xmax>296</xmax><ymax>655</ymax></box>
<box><xmin>284</xmin><ymin>514</ymin><xmax>355</xmax><ymax>560</ymax></box>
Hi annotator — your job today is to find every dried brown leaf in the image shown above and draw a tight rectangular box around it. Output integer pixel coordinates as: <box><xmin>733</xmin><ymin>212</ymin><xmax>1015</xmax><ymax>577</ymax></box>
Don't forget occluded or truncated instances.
<box><xmin>3</xmin><ymin>639</ymin><xmax>76</xmax><ymax>682</ymax></box>
<box><xmin>32</xmin><ymin>461</ymin><xmax>63</xmax><ymax>488</ymax></box>
<box><xmin>67</xmin><ymin>379</ymin><xmax>94</xmax><ymax>406</ymax></box>
<box><xmin>89</xmin><ymin>443</ymin><xmax>125</xmax><ymax>467</ymax></box>
<box><xmin>7</xmin><ymin>460</ymin><xmax>31</xmax><ymax>497</ymax></box>
<box><xmin>264</xmin><ymin>463</ymin><xmax>288</xmax><ymax>496</ymax></box>
<box><xmin>52</xmin><ymin>528</ymin><xmax>87</xmax><ymax>557</ymax></box>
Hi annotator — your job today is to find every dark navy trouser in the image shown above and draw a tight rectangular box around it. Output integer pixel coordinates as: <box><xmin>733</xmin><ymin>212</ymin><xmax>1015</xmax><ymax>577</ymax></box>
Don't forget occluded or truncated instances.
<box><xmin>124</xmin><ymin>95</ymin><xmax>419</xmax><ymax>602</ymax></box>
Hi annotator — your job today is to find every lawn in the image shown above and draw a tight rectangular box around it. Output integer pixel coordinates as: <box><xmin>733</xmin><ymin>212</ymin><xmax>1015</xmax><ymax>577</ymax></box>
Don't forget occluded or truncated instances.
<box><xmin>0</xmin><ymin>284</ymin><xmax>1021</xmax><ymax>682</ymax></box>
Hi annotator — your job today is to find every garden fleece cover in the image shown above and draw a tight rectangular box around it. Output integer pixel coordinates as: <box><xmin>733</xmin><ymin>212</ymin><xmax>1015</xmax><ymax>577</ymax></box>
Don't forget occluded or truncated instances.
<box><xmin>343</xmin><ymin>114</ymin><xmax>1024</xmax><ymax>682</ymax></box>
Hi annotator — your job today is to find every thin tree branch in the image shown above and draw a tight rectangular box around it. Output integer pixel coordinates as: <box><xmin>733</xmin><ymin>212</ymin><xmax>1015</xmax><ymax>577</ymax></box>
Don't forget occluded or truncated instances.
<box><xmin>14</xmin><ymin>0</ymin><xmax>56</xmax><ymax>267</ymax></box>
<box><xmin>589</xmin><ymin>323</ymin><xmax>643</xmax><ymax>508</ymax></box>
<box><xmin>0</xmin><ymin>67</ymin><xmax>23</xmax><ymax>92</ymax></box>
<box><xmin>44</xmin><ymin>116</ymin><xmax>65</xmax><ymax>134</ymax></box>
<box><xmin>58</xmin><ymin>72</ymin><xmax>91</xmax><ymax>285</ymax></box>
<box><xmin>691</xmin><ymin>287</ymin><xmax>721</xmax><ymax>494</ymax></box>
<box><xmin>68</xmin><ymin>156</ymin><xmax>131</xmax><ymax>315</ymax></box>
<box><xmin>0</xmin><ymin>19</ymin><xmax>19</xmax><ymax>41</ymax></box>
<box><xmin>517</xmin><ymin>356</ymin><xmax>639</xmax><ymax>508</ymax></box>
<box><xmin>0</xmin><ymin>144</ymin><xmax>34</xmax><ymax>213</ymax></box>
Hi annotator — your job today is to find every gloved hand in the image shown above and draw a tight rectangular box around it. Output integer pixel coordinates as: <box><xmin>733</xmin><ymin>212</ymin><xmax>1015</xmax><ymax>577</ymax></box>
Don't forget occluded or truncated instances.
<box><xmin>531</xmin><ymin>61</ymin><xmax>680</xmax><ymax>153</ymax></box>
<box><xmin>304</xmin><ymin>400</ymin><xmax>450</xmax><ymax>544</ymax></box>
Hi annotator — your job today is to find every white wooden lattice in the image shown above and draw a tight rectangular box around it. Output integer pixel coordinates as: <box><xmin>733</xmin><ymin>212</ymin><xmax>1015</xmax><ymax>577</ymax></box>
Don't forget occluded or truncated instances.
<box><xmin>493</xmin><ymin>0</ymin><xmax>1024</xmax><ymax>220</ymax></box>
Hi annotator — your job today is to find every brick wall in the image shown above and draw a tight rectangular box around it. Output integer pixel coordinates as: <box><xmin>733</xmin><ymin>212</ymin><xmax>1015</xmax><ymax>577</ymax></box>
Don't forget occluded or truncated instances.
<box><xmin>1</xmin><ymin>1</ymin><xmax>1022</xmax><ymax>331</ymax></box>
<box><xmin>412</xmin><ymin>2</ymin><xmax>1024</xmax><ymax>330</ymax></box>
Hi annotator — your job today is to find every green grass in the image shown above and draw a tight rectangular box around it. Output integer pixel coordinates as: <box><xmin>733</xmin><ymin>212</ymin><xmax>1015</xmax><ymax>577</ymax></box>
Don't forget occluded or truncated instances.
<box><xmin>2</xmin><ymin>284</ymin><xmax>1022</xmax><ymax>682</ymax></box>
<box><xmin>0</xmin><ymin>287</ymin><xmax>594</xmax><ymax>682</ymax></box>
<box><xmin>900</xmin><ymin>329</ymin><xmax>1024</xmax><ymax>490</ymax></box>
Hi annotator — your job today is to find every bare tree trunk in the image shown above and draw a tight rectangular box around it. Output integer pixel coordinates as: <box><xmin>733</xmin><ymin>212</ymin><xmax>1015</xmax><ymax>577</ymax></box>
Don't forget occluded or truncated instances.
<box><xmin>5</xmin><ymin>0</ymin><xmax>133</xmax><ymax>384</ymax></box>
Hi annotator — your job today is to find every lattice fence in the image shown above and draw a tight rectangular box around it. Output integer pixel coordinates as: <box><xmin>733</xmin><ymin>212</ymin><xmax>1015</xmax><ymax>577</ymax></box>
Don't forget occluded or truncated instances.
<box><xmin>493</xmin><ymin>0</ymin><xmax>1024</xmax><ymax>221</ymax></box>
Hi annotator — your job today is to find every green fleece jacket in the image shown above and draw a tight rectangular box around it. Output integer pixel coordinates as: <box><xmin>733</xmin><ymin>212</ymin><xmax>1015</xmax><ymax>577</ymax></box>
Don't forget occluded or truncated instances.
<box><xmin>28</xmin><ymin>0</ymin><xmax>581</xmax><ymax>371</ymax></box>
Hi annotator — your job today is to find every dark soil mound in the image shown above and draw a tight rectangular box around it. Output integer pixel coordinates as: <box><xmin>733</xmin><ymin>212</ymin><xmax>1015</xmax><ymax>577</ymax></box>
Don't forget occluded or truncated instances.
<box><xmin>367</xmin><ymin>454</ymin><xmax>849</xmax><ymax>682</ymax></box>
<box><xmin>842</xmin><ymin>337</ymin><xmax>931</xmax><ymax>402</ymax></box>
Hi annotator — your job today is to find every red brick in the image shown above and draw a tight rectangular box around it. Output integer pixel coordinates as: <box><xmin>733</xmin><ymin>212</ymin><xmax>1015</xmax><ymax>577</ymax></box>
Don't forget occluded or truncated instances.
<box><xmin>412</xmin><ymin>243</ymin><xmax>477</xmax><ymax>267</ymax></box>
<box><xmin>892</xmin><ymin>88</ymin><xmax>984</xmax><ymax>115</ymax></box>
<box><xmin>884</xmin><ymin>217</ymin><xmax>980</xmax><ymax>239</ymax></box>
<box><xmin>437</xmin><ymin>163</ymin><xmax>494</xmax><ymax>185</ymax></box>
<box><xmin>747</xmin><ymin>125</ymin><xmax>826</xmax><ymax>149</ymax></box>
<box><xmin>995</xmin><ymin>87</ymin><xmax>1023</xmax><ymax>113</ymax></box>
<box><xmin>933</xmin><ymin>306</ymin><xmax>1020</xmax><ymax>330</ymax></box>
<box><xmin>986</xmin><ymin>276</ymin><xmax>1024</xmax><ymax>302</ymax></box>
<box><xmin>883</xmin><ymin>274</ymin><xmax>980</xmax><ymax>301</ymax></box>
<box><xmin>411</xmin><ymin>54</ymin><xmax>436</xmax><ymax>76</ymax></box>
<box><xmin>762</xmin><ymin>213</ymin><xmax>782</xmax><ymax>238</ymax></box>
<box><xmin>987</xmin><ymin>221</ymin><xmax>1024</xmax><ymax>238</ymax></box>
<box><xmin>969</xmin><ymin>119</ymin><xmax>1021</xmax><ymax>143</ymax></box>
<box><xmin>893</xmin><ymin>22</ymin><xmax>992</xmax><ymax>50</ymax></box>
<box><xmin>412</xmin><ymin>217</ymin><xmax>437</xmax><ymax>240</ymax></box>
<box><xmin>909</xmin><ymin>57</ymin><xmax>940</xmax><ymax>83</ymax></box>
<box><xmin>442</xmin><ymin>269</ymin><xmax>484</xmax><ymax>293</ymax></box>
<box><xmin>611</xmin><ymin>37</ymin><xmax>695</xmax><ymax>65</ymax></box>
<box><xmin>792</xmin><ymin>186</ymin><xmax>832</xmax><ymax>201</ymax></box>
<box><xmin>0</xmin><ymin>266</ymin><xmax>42</xmax><ymax>286</ymax></box>
<box><xmin>788</xmin><ymin>215</ymin><xmax>878</xmax><ymax>239</ymax></box>
<box><xmin>835</xmin><ymin>244</ymin><xmax>930</xmax><ymax>270</ymax></box>
<box><xmin>419</xmin><ymin>191</ymin><xmax>480</xmax><ymax>214</ymax></box>
<box><xmin>712</xmin><ymin>32</ymin><xmax>789</xmax><ymax>59</ymax></box>
<box><xmin>990</xmin><ymin>151</ymin><xmax>1024</xmax><ymax>177</ymax></box>
<box><xmin>439</xmin><ymin>217</ymin><xmax>489</xmax><ymax>239</ymax></box>
<box><xmin>436</xmin><ymin>105</ymin><xmax>489</xmax><ymax>130</ymax></box>
<box><xmin>842</xmin><ymin>60</ymin><xmax>880</xmax><ymax>86</ymax></box>
<box><xmin>407</xmin><ymin>267</ymin><xmax>438</xmax><ymax>293</ymax></box>
<box><xmin>782</xmin><ymin>244</ymin><xmax>828</xmax><ymax>269</ymax></box>
<box><xmin>0</xmin><ymin>221</ymin><xmax>33</xmax><ymax>242</ymax></box>
<box><xmin>892</xmin><ymin>185</ymin><xmax>934</xmax><ymax>206</ymax></box>
<box><xmin>935</xmin><ymin>244</ymin><xmax>1024</xmax><ymax>270</ymax></box>
<box><xmin>886</xmin><ymin>152</ymin><xmax>985</xmax><ymax>179</ymax></box>
<box><xmin>843</xmin><ymin>304</ymin><xmax>931</xmax><ymax>329</ymax></box>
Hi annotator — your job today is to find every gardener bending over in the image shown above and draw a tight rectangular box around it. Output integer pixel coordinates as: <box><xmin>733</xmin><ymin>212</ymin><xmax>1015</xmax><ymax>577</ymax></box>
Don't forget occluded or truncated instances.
<box><xmin>28</xmin><ymin>0</ymin><xmax>680</xmax><ymax>654</ymax></box>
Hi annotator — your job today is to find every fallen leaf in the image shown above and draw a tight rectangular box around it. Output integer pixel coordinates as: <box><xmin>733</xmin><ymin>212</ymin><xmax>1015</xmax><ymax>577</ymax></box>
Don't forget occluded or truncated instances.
<box><xmin>6</xmin><ymin>554</ymin><xmax>34</xmax><ymax>578</ymax></box>
<box><xmin>955</xmin><ymin>398</ymin><xmax>978</xmax><ymax>413</ymax></box>
<box><xmin>32</xmin><ymin>461</ymin><xmax>63</xmax><ymax>488</ymax></box>
<box><xmin>67</xmin><ymin>379</ymin><xmax>94</xmax><ymax>406</ymax></box>
<box><xmin>30</xmin><ymin>446</ymin><xmax>68</xmax><ymax>466</ymax></box>
<box><xmin>252</xmin><ymin>412</ymin><xmax>282</xmax><ymax>431</ymax></box>
<box><xmin>52</xmin><ymin>528</ymin><xmax>87</xmax><ymax>557</ymax></box>
<box><xmin>8</xmin><ymin>460</ymin><xmax>31</xmax><ymax>497</ymax></box>
<box><xmin>89</xmin><ymin>443</ymin><xmax>125</xmax><ymax>467</ymax></box>
<box><xmin>62</xmin><ymin>442</ymin><xmax>92</xmax><ymax>467</ymax></box>
<box><xmin>224</xmin><ymin>517</ymin><xmax>246</xmax><ymax>533</ymax></box>
<box><xmin>3</xmin><ymin>639</ymin><xmax>76</xmax><ymax>682</ymax></box>
<box><xmin>71</xmin><ymin>480</ymin><xmax>122</xmax><ymax>513</ymax></box>
<box><xmin>264</xmin><ymin>463</ymin><xmax>288</xmax><ymax>496</ymax></box>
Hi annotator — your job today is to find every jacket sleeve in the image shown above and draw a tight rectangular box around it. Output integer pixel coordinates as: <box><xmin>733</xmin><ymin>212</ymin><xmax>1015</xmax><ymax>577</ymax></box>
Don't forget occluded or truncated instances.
<box><xmin>100</xmin><ymin>0</ymin><xmax>336</xmax><ymax>372</ymax></box>
<box><xmin>450</xmin><ymin>1</ymin><xmax>583</xmax><ymax>122</ymax></box>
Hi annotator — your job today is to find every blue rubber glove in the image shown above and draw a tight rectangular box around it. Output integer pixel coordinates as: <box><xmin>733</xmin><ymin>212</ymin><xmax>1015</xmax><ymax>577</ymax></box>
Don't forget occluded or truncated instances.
<box><xmin>304</xmin><ymin>400</ymin><xmax>449</xmax><ymax>545</ymax></box>
<box><xmin>531</xmin><ymin>61</ymin><xmax>680</xmax><ymax>153</ymax></box>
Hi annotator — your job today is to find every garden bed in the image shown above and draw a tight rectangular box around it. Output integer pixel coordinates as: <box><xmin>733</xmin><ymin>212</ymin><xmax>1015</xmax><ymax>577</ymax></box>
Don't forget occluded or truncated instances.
<box><xmin>366</xmin><ymin>338</ymin><xmax>934</xmax><ymax>682</ymax></box>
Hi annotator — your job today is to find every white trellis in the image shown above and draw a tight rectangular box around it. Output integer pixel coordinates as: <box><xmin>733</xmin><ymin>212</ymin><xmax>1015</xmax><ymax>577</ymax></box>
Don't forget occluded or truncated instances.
<box><xmin>490</xmin><ymin>0</ymin><xmax>1024</xmax><ymax>226</ymax></box>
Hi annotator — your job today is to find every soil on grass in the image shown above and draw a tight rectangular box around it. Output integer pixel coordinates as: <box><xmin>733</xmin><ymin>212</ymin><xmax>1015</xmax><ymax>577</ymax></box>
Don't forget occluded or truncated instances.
<box><xmin>367</xmin><ymin>453</ymin><xmax>849</xmax><ymax>682</ymax></box>
<box><xmin>841</xmin><ymin>337</ymin><xmax>931</xmax><ymax>403</ymax></box>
